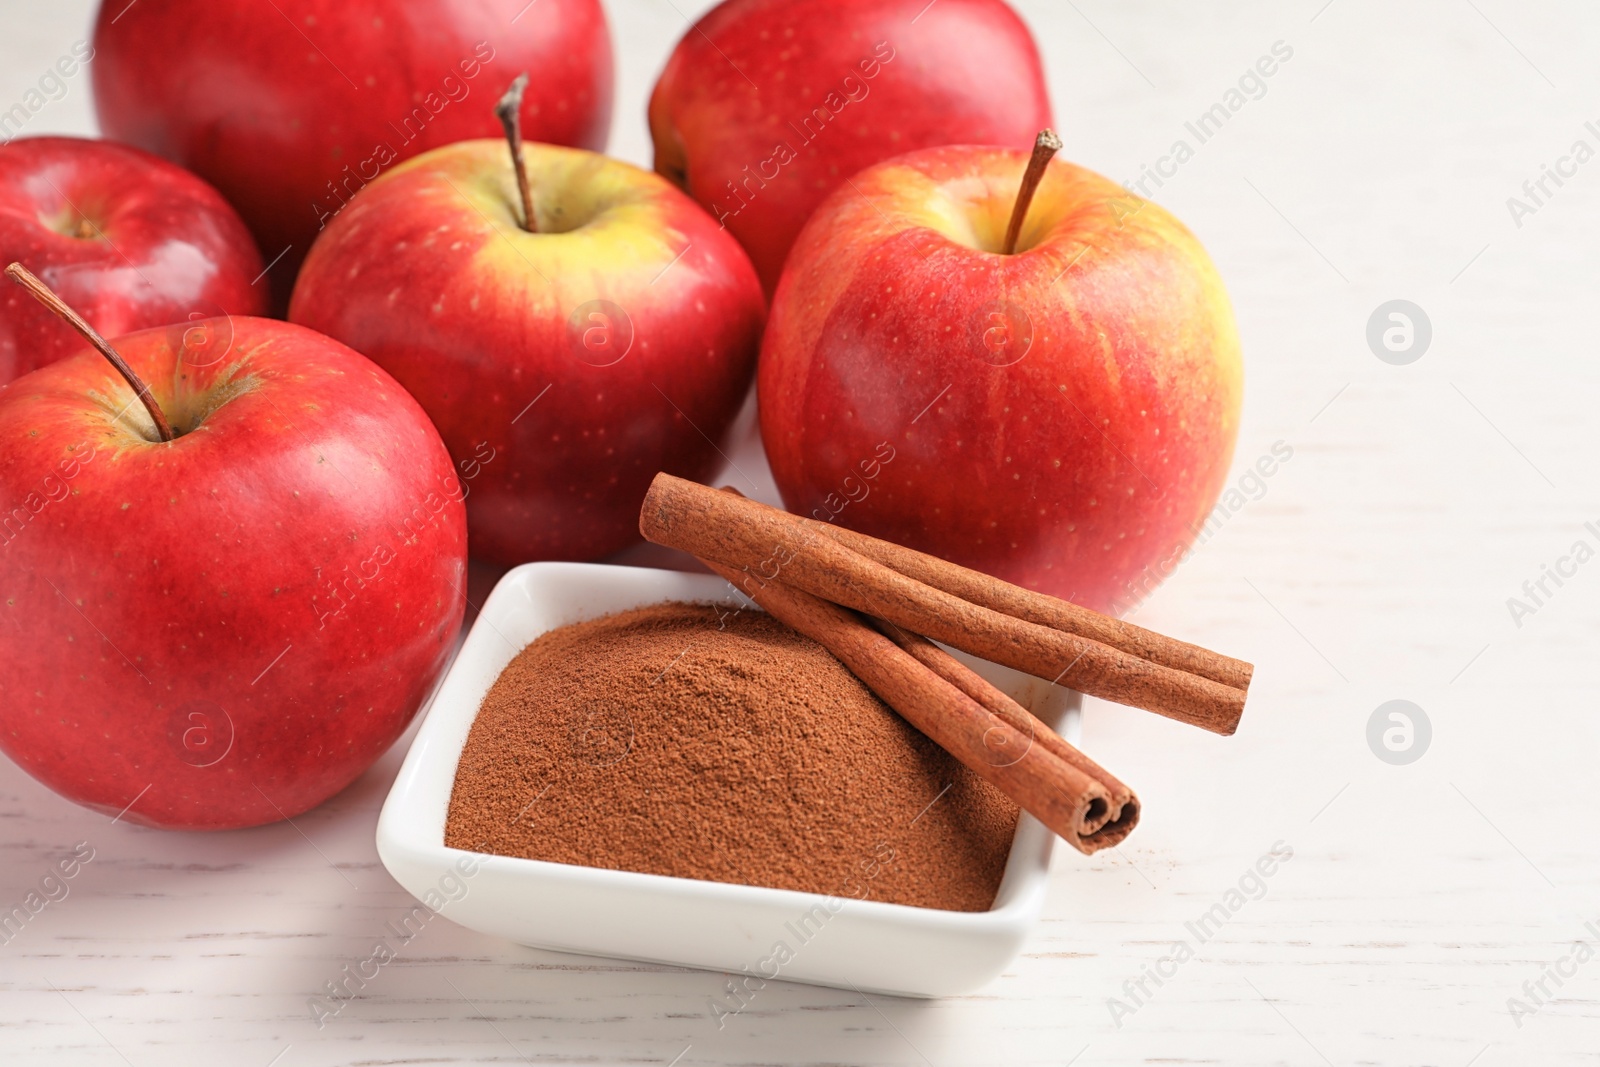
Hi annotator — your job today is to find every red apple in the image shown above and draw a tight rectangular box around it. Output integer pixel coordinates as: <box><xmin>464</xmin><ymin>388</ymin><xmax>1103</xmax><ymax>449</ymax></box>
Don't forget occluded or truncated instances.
<box><xmin>758</xmin><ymin>141</ymin><xmax>1243</xmax><ymax>614</ymax></box>
<box><xmin>0</xmin><ymin>136</ymin><xmax>265</xmax><ymax>384</ymax></box>
<box><xmin>649</xmin><ymin>0</ymin><xmax>1052</xmax><ymax>292</ymax></box>
<box><xmin>0</xmin><ymin>267</ymin><xmax>467</xmax><ymax>830</ymax></box>
<box><xmin>289</xmin><ymin>119</ymin><xmax>765</xmax><ymax>565</ymax></box>
<box><xmin>92</xmin><ymin>0</ymin><xmax>614</xmax><ymax>304</ymax></box>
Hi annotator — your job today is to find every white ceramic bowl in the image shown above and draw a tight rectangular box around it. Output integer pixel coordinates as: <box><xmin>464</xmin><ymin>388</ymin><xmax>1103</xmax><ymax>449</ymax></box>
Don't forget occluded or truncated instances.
<box><xmin>376</xmin><ymin>562</ymin><xmax>1078</xmax><ymax>998</ymax></box>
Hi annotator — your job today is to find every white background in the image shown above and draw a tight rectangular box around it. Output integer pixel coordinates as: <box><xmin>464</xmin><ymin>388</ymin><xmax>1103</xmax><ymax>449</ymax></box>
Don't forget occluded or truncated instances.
<box><xmin>3</xmin><ymin>0</ymin><xmax>1600</xmax><ymax>1064</ymax></box>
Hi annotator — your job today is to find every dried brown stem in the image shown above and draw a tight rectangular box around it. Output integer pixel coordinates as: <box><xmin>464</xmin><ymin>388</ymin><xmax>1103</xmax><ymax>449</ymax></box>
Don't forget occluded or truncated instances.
<box><xmin>1003</xmin><ymin>128</ymin><xmax>1064</xmax><ymax>255</ymax></box>
<box><xmin>5</xmin><ymin>262</ymin><xmax>175</xmax><ymax>441</ymax></box>
<box><xmin>495</xmin><ymin>73</ymin><xmax>537</xmax><ymax>233</ymax></box>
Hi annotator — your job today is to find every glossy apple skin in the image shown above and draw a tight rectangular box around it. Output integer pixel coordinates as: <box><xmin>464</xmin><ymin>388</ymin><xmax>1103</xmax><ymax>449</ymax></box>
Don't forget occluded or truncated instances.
<box><xmin>0</xmin><ymin>136</ymin><xmax>265</xmax><ymax>384</ymax></box>
<box><xmin>92</xmin><ymin>0</ymin><xmax>613</xmax><ymax>304</ymax></box>
<box><xmin>759</xmin><ymin>145</ymin><xmax>1243</xmax><ymax>614</ymax></box>
<box><xmin>290</xmin><ymin>140</ymin><xmax>765</xmax><ymax>565</ymax></box>
<box><xmin>0</xmin><ymin>318</ymin><xmax>467</xmax><ymax>830</ymax></box>
<box><xmin>649</xmin><ymin>0</ymin><xmax>1051</xmax><ymax>293</ymax></box>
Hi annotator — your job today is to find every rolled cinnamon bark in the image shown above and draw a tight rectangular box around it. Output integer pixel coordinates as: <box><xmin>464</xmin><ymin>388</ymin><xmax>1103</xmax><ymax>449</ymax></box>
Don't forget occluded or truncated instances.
<box><xmin>825</xmin><ymin>523</ymin><xmax>1252</xmax><ymax>691</ymax></box>
<box><xmin>640</xmin><ymin>473</ymin><xmax>1248</xmax><ymax>735</ymax></box>
<box><xmin>869</xmin><ymin>616</ymin><xmax>1138</xmax><ymax>840</ymax></box>
<box><xmin>700</xmin><ymin>558</ymin><xmax>1138</xmax><ymax>854</ymax></box>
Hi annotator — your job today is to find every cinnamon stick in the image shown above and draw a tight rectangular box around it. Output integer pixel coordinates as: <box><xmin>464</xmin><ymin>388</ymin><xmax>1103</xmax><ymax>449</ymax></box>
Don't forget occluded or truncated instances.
<box><xmin>702</xmin><ymin>557</ymin><xmax>1137</xmax><ymax>853</ymax></box>
<box><xmin>639</xmin><ymin>473</ymin><xmax>1248</xmax><ymax>735</ymax></box>
<box><xmin>823</xmin><ymin>523</ymin><xmax>1252</xmax><ymax>691</ymax></box>
<box><xmin>869</xmin><ymin>616</ymin><xmax>1138</xmax><ymax>840</ymax></box>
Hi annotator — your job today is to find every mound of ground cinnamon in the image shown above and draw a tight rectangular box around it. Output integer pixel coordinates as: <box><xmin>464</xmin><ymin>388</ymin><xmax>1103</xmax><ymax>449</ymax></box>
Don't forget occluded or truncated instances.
<box><xmin>445</xmin><ymin>601</ymin><xmax>1020</xmax><ymax>911</ymax></box>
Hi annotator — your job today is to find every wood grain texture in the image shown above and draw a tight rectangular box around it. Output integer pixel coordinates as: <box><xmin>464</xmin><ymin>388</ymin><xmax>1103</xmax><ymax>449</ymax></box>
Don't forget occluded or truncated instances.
<box><xmin>3</xmin><ymin>0</ymin><xmax>1600</xmax><ymax>1064</ymax></box>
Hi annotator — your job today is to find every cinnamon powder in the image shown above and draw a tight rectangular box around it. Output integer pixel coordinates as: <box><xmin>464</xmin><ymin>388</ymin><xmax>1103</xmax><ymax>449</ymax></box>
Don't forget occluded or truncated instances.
<box><xmin>444</xmin><ymin>601</ymin><xmax>1020</xmax><ymax>911</ymax></box>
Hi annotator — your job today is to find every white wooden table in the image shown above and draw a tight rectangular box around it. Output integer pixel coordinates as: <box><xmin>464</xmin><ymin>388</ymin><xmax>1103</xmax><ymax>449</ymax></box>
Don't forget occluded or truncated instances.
<box><xmin>4</xmin><ymin>1</ymin><xmax>1598</xmax><ymax>1063</ymax></box>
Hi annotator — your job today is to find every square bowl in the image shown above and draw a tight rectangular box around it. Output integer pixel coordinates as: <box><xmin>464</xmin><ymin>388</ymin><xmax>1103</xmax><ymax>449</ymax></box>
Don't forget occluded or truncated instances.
<box><xmin>376</xmin><ymin>562</ymin><xmax>1079</xmax><ymax>998</ymax></box>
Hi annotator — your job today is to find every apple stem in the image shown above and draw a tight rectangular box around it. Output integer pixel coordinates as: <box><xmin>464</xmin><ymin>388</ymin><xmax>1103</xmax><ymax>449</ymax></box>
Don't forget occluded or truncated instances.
<box><xmin>495</xmin><ymin>73</ymin><xmax>537</xmax><ymax>234</ymax></box>
<box><xmin>1003</xmin><ymin>129</ymin><xmax>1064</xmax><ymax>256</ymax></box>
<box><xmin>5</xmin><ymin>263</ymin><xmax>176</xmax><ymax>442</ymax></box>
